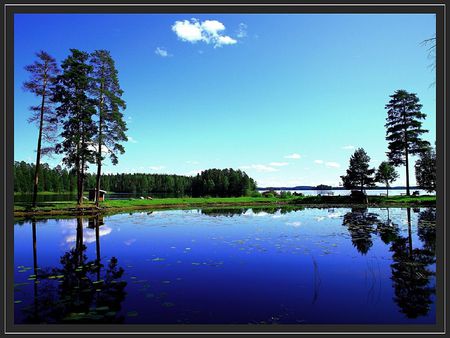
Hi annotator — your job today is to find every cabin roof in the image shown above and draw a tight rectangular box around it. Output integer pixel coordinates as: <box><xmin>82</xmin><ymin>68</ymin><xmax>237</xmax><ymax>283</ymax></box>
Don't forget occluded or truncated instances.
<box><xmin>89</xmin><ymin>189</ymin><xmax>107</xmax><ymax>193</ymax></box>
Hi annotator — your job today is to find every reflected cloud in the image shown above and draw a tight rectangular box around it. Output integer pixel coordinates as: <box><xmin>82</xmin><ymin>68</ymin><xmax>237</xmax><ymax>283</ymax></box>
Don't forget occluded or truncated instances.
<box><xmin>65</xmin><ymin>226</ymin><xmax>112</xmax><ymax>245</ymax></box>
<box><xmin>124</xmin><ymin>238</ymin><xmax>137</xmax><ymax>246</ymax></box>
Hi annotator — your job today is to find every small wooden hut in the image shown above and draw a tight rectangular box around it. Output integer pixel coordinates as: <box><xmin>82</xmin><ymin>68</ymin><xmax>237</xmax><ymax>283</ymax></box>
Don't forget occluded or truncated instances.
<box><xmin>88</xmin><ymin>189</ymin><xmax>107</xmax><ymax>202</ymax></box>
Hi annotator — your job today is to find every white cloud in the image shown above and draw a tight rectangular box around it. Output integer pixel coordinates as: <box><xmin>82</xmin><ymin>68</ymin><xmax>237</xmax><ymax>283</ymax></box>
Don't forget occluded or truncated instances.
<box><xmin>342</xmin><ymin>145</ymin><xmax>355</xmax><ymax>150</ymax></box>
<box><xmin>240</xmin><ymin>164</ymin><xmax>278</xmax><ymax>173</ymax></box>
<box><xmin>155</xmin><ymin>47</ymin><xmax>171</xmax><ymax>57</ymax></box>
<box><xmin>236</xmin><ymin>23</ymin><xmax>248</xmax><ymax>38</ymax></box>
<box><xmin>314</xmin><ymin>160</ymin><xmax>324</xmax><ymax>164</ymax></box>
<box><xmin>201</xmin><ymin>20</ymin><xmax>225</xmax><ymax>35</ymax></box>
<box><xmin>269</xmin><ymin>162</ymin><xmax>289</xmax><ymax>167</ymax></box>
<box><xmin>325</xmin><ymin>162</ymin><xmax>340</xmax><ymax>168</ymax></box>
<box><xmin>285</xmin><ymin>153</ymin><xmax>301</xmax><ymax>159</ymax></box>
<box><xmin>216</xmin><ymin>35</ymin><xmax>237</xmax><ymax>46</ymax></box>
<box><xmin>128</xmin><ymin>136</ymin><xmax>138</xmax><ymax>144</ymax></box>
<box><xmin>172</xmin><ymin>18</ymin><xmax>237</xmax><ymax>48</ymax></box>
<box><xmin>149</xmin><ymin>165</ymin><xmax>165</xmax><ymax>171</ymax></box>
<box><xmin>172</xmin><ymin>19</ymin><xmax>203</xmax><ymax>42</ymax></box>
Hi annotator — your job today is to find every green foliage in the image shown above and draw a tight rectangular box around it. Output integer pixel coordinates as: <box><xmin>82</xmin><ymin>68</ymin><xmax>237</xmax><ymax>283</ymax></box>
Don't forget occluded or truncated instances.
<box><xmin>13</xmin><ymin>162</ymin><xmax>258</xmax><ymax>198</ymax></box>
<box><xmin>340</xmin><ymin>148</ymin><xmax>376</xmax><ymax>191</ymax></box>
<box><xmin>14</xmin><ymin>161</ymin><xmax>76</xmax><ymax>193</ymax></box>
<box><xmin>191</xmin><ymin>169</ymin><xmax>257</xmax><ymax>197</ymax></box>
<box><xmin>23</xmin><ymin>50</ymin><xmax>60</xmax><ymax>206</ymax></box>
<box><xmin>54</xmin><ymin>49</ymin><xmax>98</xmax><ymax>204</ymax></box>
<box><xmin>415</xmin><ymin>147</ymin><xmax>436</xmax><ymax>193</ymax></box>
<box><xmin>375</xmin><ymin>161</ymin><xmax>399</xmax><ymax>196</ymax></box>
<box><xmin>315</xmin><ymin>184</ymin><xmax>332</xmax><ymax>190</ymax></box>
<box><xmin>385</xmin><ymin>90</ymin><xmax>430</xmax><ymax>165</ymax></box>
<box><xmin>89</xmin><ymin>50</ymin><xmax>127</xmax><ymax>166</ymax></box>
<box><xmin>279</xmin><ymin>191</ymin><xmax>292</xmax><ymax>199</ymax></box>
<box><xmin>23</xmin><ymin>50</ymin><xmax>60</xmax><ymax>149</ymax></box>
<box><xmin>385</xmin><ymin>90</ymin><xmax>430</xmax><ymax>195</ymax></box>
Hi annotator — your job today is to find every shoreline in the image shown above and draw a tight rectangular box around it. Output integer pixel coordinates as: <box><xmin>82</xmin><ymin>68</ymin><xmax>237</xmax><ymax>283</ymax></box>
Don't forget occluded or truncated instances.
<box><xmin>13</xmin><ymin>195</ymin><xmax>436</xmax><ymax>218</ymax></box>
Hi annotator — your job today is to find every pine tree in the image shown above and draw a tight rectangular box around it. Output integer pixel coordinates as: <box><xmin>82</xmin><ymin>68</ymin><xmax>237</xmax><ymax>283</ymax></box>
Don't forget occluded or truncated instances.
<box><xmin>54</xmin><ymin>49</ymin><xmax>97</xmax><ymax>205</ymax></box>
<box><xmin>340</xmin><ymin>148</ymin><xmax>376</xmax><ymax>192</ymax></box>
<box><xmin>23</xmin><ymin>51</ymin><xmax>59</xmax><ymax>207</ymax></box>
<box><xmin>89</xmin><ymin>50</ymin><xmax>127</xmax><ymax>206</ymax></box>
<box><xmin>385</xmin><ymin>90</ymin><xmax>430</xmax><ymax>196</ymax></box>
<box><xmin>415</xmin><ymin>147</ymin><xmax>436</xmax><ymax>193</ymax></box>
<box><xmin>375</xmin><ymin>161</ymin><xmax>399</xmax><ymax>197</ymax></box>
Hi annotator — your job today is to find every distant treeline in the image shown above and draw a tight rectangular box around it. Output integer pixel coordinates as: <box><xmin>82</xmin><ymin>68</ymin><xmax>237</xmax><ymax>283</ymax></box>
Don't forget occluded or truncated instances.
<box><xmin>14</xmin><ymin>161</ymin><xmax>257</xmax><ymax>197</ymax></box>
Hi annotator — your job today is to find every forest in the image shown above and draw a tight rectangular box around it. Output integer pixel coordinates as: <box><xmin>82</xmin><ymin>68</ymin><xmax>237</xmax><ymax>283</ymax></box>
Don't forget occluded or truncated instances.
<box><xmin>14</xmin><ymin>161</ymin><xmax>257</xmax><ymax>197</ymax></box>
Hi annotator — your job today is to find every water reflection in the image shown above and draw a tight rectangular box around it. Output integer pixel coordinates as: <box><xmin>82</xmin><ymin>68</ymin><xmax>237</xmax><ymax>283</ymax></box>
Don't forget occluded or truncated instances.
<box><xmin>341</xmin><ymin>207</ymin><xmax>436</xmax><ymax>319</ymax></box>
<box><xmin>16</xmin><ymin>207</ymin><xmax>436</xmax><ymax>324</ymax></box>
<box><xmin>22</xmin><ymin>215</ymin><xmax>127</xmax><ymax>323</ymax></box>
<box><xmin>389</xmin><ymin>208</ymin><xmax>436</xmax><ymax>319</ymax></box>
<box><xmin>342</xmin><ymin>208</ymin><xmax>380</xmax><ymax>255</ymax></box>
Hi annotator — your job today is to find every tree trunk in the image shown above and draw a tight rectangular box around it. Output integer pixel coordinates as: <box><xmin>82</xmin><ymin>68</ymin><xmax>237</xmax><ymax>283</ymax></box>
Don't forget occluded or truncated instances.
<box><xmin>386</xmin><ymin>182</ymin><xmax>389</xmax><ymax>197</ymax></box>
<box><xmin>405</xmin><ymin>147</ymin><xmax>410</xmax><ymax>196</ymax></box>
<box><xmin>32</xmin><ymin>85</ymin><xmax>47</xmax><ymax>208</ymax></box>
<box><xmin>95</xmin><ymin>215</ymin><xmax>101</xmax><ymax>281</ymax></box>
<box><xmin>95</xmin><ymin>93</ymin><xmax>104</xmax><ymax>207</ymax></box>
<box><xmin>403</xmin><ymin>104</ymin><xmax>410</xmax><ymax>196</ymax></box>
<box><xmin>79</xmin><ymin>154</ymin><xmax>85</xmax><ymax>206</ymax></box>
<box><xmin>406</xmin><ymin>208</ymin><xmax>412</xmax><ymax>258</ymax></box>
<box><xmin>76</xmin><ymin>143</ymin><xmax>82</xmax><ymax>205</ymax></box>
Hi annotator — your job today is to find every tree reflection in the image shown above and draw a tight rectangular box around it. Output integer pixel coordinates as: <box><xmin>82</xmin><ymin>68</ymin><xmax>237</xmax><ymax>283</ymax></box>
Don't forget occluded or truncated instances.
<box><xmin>342</xmin><ymin>207</ymin><xmax>436</xmax><ymax>318</ymax></box>
<box><xmin>342</xmin><ymin>208</ymin><xmax>380</xmax><ymax>254</ymax></box>
<box><xmin>22</xmin><ymin>215</ymin><xmax>127</xmax><ymax>323</ymax></box>
<box><xmin>389</xmin><ymin>208</ymin><xmax>436</xmax><ymax>319</ymax></box>
<box><xmin>201</xmin><ymin>208</ymin><xmax>249</xmax><ymax>217</ymax></box>
<box><xmin>375</xmin><ymin>208</ymin><xmax>400</xmax><ymax>245</ymax></box>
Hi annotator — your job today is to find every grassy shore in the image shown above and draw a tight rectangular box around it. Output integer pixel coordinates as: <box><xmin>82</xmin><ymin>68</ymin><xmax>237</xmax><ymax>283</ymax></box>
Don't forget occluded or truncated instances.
<box><xmin>13</xmin><ymin>195</ymin><xmax>436</xmax><ymax>217</ymax></box>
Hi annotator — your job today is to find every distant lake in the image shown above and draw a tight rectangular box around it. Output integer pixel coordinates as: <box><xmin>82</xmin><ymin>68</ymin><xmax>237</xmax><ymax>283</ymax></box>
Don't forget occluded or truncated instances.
<box><xmin>260</xmin><ymin>189</ymin><xmax>431</xmax><ymax>196</ymax></box>
<box><xmin>14</xmin><ymin>206</ymin><xmax>436</xmax><ymax>324</ymax></box>
<box><xmin>13</xmin><ymin>189</ymin><xmax>433</xmax><ymax>203</ymax></box>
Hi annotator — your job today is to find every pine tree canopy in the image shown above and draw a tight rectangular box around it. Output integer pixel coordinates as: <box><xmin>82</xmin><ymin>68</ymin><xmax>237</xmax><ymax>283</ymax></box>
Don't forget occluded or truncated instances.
<box><xmin>385</xmin><ymin>89</ymin><xmax>430</xmax><ymax>166</ymax></box>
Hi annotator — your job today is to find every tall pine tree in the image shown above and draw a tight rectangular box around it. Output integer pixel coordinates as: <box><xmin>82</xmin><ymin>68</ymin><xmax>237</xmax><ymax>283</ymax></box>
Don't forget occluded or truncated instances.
<box><xmin>89</xmin><ymin>50</ymin><xmax>127</xmax><ymax>206</ymax></box>
<box><xmin>54</xmin><ymin>49</ymin><xmax>97</xmax><ymax>205</ymax></box>
<box><xmin>340</xmin><ymin>148</ymin><xmax>376</xmax><ymax>192</ymax></box>
<box><xmin>23</xmin><ymin>51</ymin><xmax>59</xmax><ymax>207</ymax></box>
<box><xmin>385</xmin><ymin>90</ymin><xmax>430</xmax><ymax>196</ymax></box>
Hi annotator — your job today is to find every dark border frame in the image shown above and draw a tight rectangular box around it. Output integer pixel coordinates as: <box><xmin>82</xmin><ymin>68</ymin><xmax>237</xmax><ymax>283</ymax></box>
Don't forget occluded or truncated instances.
<box><xmin>1</xmin><ymin>0</ymin><xmax>447</xmax><ymax>336</ymax></box>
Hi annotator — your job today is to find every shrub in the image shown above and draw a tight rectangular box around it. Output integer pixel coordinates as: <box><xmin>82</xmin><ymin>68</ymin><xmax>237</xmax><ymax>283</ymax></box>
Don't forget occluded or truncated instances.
<box><xmin>280</xmin><ymin>191</ymin><xmax>292</xmax><ymax>199</ymax></box>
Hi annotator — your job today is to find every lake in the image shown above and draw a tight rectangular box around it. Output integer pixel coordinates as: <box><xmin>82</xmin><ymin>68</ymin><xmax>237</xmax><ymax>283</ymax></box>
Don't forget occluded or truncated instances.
<box><xmin>14</xmin><ymin>206</ymin><xmax>436</xmax><ymax>325</ymax></box>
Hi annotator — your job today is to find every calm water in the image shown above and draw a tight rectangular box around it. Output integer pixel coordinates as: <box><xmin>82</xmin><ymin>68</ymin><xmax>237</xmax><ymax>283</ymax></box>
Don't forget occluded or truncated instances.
<box><xmin>260</xmin><ymin>189</ymin><xmax>431</xmax><ymax>196</ymax></box>
<box><xmin>14</xmin><ymin>207</ymin><xmax>436</xmax><ymax>324</ymax></box>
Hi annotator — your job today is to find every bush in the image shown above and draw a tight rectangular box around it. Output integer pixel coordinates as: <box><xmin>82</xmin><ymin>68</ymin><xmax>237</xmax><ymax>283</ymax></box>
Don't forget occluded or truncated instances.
<box><xmin>248</xmin><ymin>190</ymin><xmax>262</xmax><ymax>197</ymax></box>
<box><xmin>280</xmin><ymin>191</ymin><xmax>292</xmax><ymax>199</ymax></box>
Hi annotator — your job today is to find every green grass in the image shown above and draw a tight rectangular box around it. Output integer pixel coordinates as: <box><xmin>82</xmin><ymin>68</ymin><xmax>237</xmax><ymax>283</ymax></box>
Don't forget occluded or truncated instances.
<box><xmin>13</xmin><ymin>194</ymin><xmax>436</xmax><ymax>217</ymax></box>
<box><xmin>14</xmin><ymin>191</ymin><xmax>77</xmax><ymax>195</ymax></box>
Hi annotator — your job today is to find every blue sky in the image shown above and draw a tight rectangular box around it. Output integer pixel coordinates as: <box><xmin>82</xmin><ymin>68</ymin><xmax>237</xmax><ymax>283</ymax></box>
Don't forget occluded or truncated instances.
<box><xmin>14</xmin><ymin>13</ymin><xmax>436</xmax><ymax>187</ymax></box>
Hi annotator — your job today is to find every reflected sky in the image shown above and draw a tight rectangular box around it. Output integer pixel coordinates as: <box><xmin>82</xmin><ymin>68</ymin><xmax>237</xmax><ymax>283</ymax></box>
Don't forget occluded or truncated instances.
<box><xmin>14</xmin><ymin>207</ymin><xmax>436</xmax><ymax>325</ymax></box>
